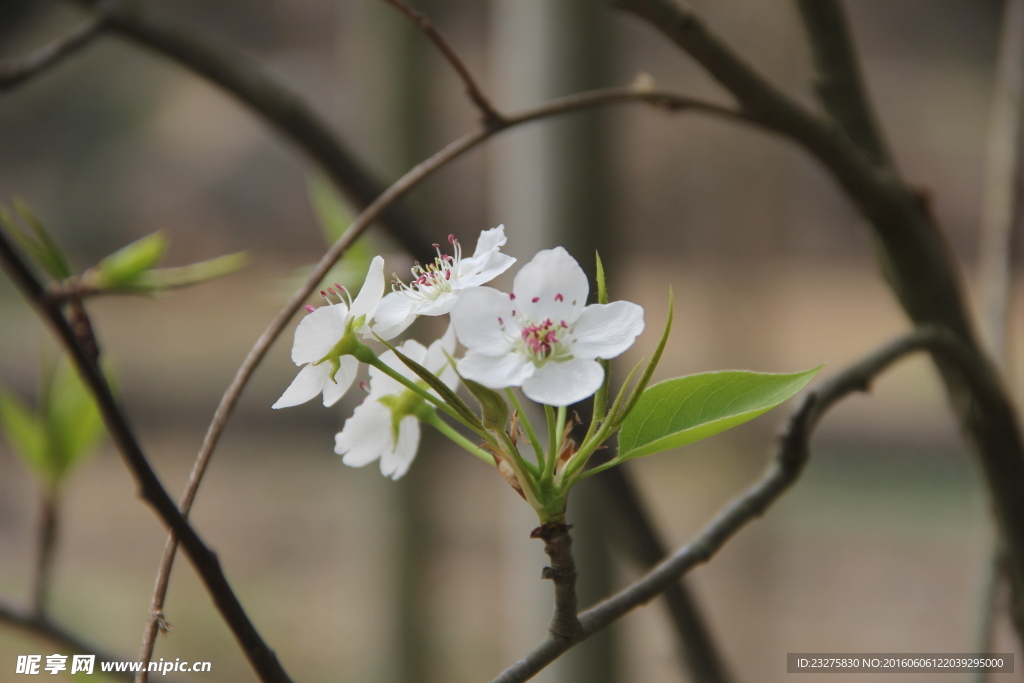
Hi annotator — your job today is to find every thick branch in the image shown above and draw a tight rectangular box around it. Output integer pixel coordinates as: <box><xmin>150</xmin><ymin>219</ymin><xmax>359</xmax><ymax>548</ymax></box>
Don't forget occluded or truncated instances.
<box><xmin>70</xmin><ymin>0</ymin><xmax>436</xmax><ymax>261</ymax></box>
<box><xmin>793</xmin><ymin>0</ymin><xmax>892</xmax><ymax>165</ymax></box>
<box><xmin>613</xmin><ymin>0</ymin><xmax>1024</xmax><ymax>643</ymax></box>
<box><xmin>133</xmin><ymin>82</ymin><xmax>745</xmax><ymax>676</ymax></box>
<box><xmin>491</xmin><ymin>327</ymin><xmax>985</xmax><ymax>683</ymax></box>
<box><xmin>0</xmin><ymin>19</ymin><xmax>105</xmax><ymax>92</ymax></box>
<box><xmin>532</xmin><ymin>523</ymin><xmax>584</xmax><ymax>642</ymax></box>
<box><xmin>379</xmin><ymin>0</ymin><xmax>504</xmax><ymax>125</ymax></box>
<box><xmin>0</xmin><ymin>231</ymin><xmax>294</xmax><ymax>683</ymax></box>
<box><xmin>0</xmin><ymin>602</ymin><xmax>132</xmax><ymax>682</ymax></box>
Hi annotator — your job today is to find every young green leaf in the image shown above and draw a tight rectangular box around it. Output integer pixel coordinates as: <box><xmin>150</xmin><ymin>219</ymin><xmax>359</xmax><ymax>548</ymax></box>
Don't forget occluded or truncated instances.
<box><xmin>14</xmin><ymin>200</ymin><xmax>72</xmax><ymax>279</ymax></box>
<box><xmin>0</xmin><ymin>388</ymin><xmax>48</xmax><ymax>480</ymax></box>
<box><xmin>95</xmin><ymin>232</ymin><xmax>168</xmax><ymax>289</ymax></box>
<box><xmin>131</xmin><ymin>251</ymin><xmax>249</xmax><ymax>292</ymax></box>
<box><xmin>45</xmin><ymin>359</ymin><xmax>104</xmax><ymax>479</ymax></box>
<box><xmin>462</xmin><ymin>378</ymin><xmax>509</xmax><ymax>432</ymax></box>
<box><xmin>617</xmin><ymin>367</ymin><xmax>821</xmax><ymax>460</ymax></box>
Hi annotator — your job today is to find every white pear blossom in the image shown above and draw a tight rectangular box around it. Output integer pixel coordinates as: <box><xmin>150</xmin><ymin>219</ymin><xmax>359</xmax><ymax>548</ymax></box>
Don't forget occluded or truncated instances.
<box><xmin>451</xmin><ymin>247</ymin><xmax>645</xmax><ymax>407</ymax></box>
<box><xmin>272</xmin><ymin>256</ymin><xmax>386</xmax><ymax>409</ymax></box>
<box><xmin>372</xmin><ymin>225</ymin><xmax>516</xmax><ymax>338</ymax></box>
<box><xmin>335</xmin><ymin>325</ymin><xmax>458</xmax><ymax>479</ymax></box>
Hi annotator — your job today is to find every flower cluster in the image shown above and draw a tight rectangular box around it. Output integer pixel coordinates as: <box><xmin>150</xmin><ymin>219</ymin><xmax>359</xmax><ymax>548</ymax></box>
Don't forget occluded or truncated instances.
<box><xmin>273</xmin><ymin>226</ymin><xmax>648</xmax><ymax>520</ymax></box>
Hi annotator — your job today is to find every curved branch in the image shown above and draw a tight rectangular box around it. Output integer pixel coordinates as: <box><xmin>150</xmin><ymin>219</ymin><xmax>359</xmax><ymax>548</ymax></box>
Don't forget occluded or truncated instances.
<box><xmin>0</xmin><ymin>18</ymin><xmax>105</xmax><ymax>92</ymax></box>
<box><xmin>613</xmin><ymin>0</ymin><xmax>1024</xmax><ymax>643</ymax></box>
<box><xmin>0</xmin><ymin>601</ymin><xmax>131</xmax><ymax>682</ymax></box>
<box><xmin>69</xmin><ymin>0</ymin><xmax>436</xmax><ymax>261</ymax></box>
<box><xmin>133</xmin><ymin>84</ymin><xmax>747</xmax><ymax>676</ymax></box>
<box><xmin>491</xmin><ymin>327</ymin><xmax>981</xmax><ymax>683</ymax></box>
<box><xmin>0</xmin><ymin>231</ymin><xmax>294</xmax><ymax>683</ymax></box>
<box><xmin>379</xmin><ymin>0</ymin><xmax>504</xmax><ymax>125</ymax></box>
<box><xmin>793</xmin><ymin>0</ymin><xmax>892</xmax><ymax>165</ymax></box>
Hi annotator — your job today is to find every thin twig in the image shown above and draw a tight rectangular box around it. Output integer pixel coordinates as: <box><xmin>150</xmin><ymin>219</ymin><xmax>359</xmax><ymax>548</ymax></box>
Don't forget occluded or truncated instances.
<box><xmin>0</xmin><ymin>18</ymin><xmax>105</xmax><ymax>92</ymax></box>
<box><xmin>0</xmin><ymin>601</ymin><xmax>132</xmax><ymax>682</ymax></box>
<box><xmin>379</xmin><ymin>0</ymin><xmax>504</xmax><ymax>125</ymax></box>
<box><xmin>491</xmin><ymin>327</ymin><xmax>985</xmax><ymax>683</ymax></box>
<box><xmin>614</xmin><ymin>0</ymin><xmax>1024</xmax><ymax>646</ymax></box>
<box><xmin>68</xmin><ymin>0</ymin><xmax>436</xmax><ymax>261</ymax></box>
<box><xmin>972</xmin><ymin>0</ymin><xmax>1024</xmax><ymax>671</ymax></box>
<box><xmin>793</xmin><ymin>0</ymin><xmax>892</xmax><ymax>166</ymax></box>
<box><xmin>599</xmin><ymin>466</ymin><xmax>733</xmax><ymax>683</ymax></box>
<box><xmin>32</xmin><ymin>491</ymin><xmax>59</xmax><ymax>617</ymax></box>
<box><xmin>0</xmin><ymin>231</ymin><xmax>295</xmax><ymax>683</ymax></box>
<box><xmin>132</xmin><ymin>84</ymin><xmax>748</xmax><ymax>677</ymax></box>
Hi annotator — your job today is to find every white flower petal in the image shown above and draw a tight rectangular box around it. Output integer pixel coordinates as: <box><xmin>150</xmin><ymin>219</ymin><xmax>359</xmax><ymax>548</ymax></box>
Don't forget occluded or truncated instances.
<box><xmin>372</xmin><ymin>292</ymin><xmax>418</xmax><ymax>340</ymax></box>
<box><xmin>457</xmin><ymin>350</ymin><xmax>534</xmax><ymax>389</ymax></box>
<box><xmin>290</xmin><ymin>305</ymin><xmax>348</xmax><ymax>365</ymax></box>
<box><xmin>272</xmin><ymin>363</ymin><xmax>331</xmax><ymax>409</ymax></box>
<box><xmin>451</xmin><ymin>287</ymin><xmax>515</xmax><ymax>355</ymax></box>
<box><xmin>424</xmin><ymin>323</ymin><xmax>457</xmax><ymax>371</ymax></box>
<box><xmin>350</xmin><ymin>255</ymin><xmax>385</xmax><ymax>322</ymax></box>
<box><xmin>336</xmin><ymin>401</ymin><xmax>392</xmax><ymax>467</ymax></box>
<box><xmin>512</xmin><ymin>247</ymin><xmax>589</xmax><ymax>324</ymax></box>
<box><xmin>380</xmin><ymin>416</ymin><xmax>420</xmax><ymax>480</ymax></box>
<box><xmin>456</xmin><ymin>251</ymin><xmax>517</xmax><ymax>288</ymax></box>
<box><xmin>522</xmin><ymin>358</ymin><xmax>604</xmax><ymax>406</ymax></box>
<box><xmin>569</xmin><ymin>301</ymin><xmax>646</xmax><ymax>360</ymax></box>
<box><xmin>471</xmin><ymin>224</ymin><xmax>508</xmax><ymax>258</ymax></box>
<box><xmin>322</xmin><ymin>356</ymin><xmax>358</xmax><ymax>407</ymax></box>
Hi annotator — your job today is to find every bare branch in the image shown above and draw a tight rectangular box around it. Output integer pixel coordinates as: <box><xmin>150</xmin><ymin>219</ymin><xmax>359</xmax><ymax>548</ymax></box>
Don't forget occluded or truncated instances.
<box><xmin>0</xmin><ymin>601</ymin><xmax>132</xmax><ymax>681</ymax></box>
<box><xmin>31</xmin><ymin>492</ymin><xmax>59</xmax><ymax>617</ymax></box>
<box><xmin>0</xmin><ymin>19</ymin><xmax>105</xmax><ymax>92</ymax></box>
<box><xmin>0</xmin><ymin>231</ymin><xmax>295</xmax><ymax>683</ymax></box>
<box><xmin>491</xmin><ymin>327</ymin><xmax>985</xmax><ymax>683</ymax></box>
<box><xmin>532</xmin><ymin>523</ymin><xmax>583</xmax><ymax>641</ymax></box>
<box><xmin>793</xmin><ymin>0</ymin><xmax>892</xmax><ymax>165</ymax></box>
<box><xmin>599</xmin><ymin>466</ymin><xmax>734</xmax><ymax>683</ymax></box>
<box><xmin>379</xmin><ymin>0</ymin><xmax>504</xmax><ymax>125</ymax></box>
<box><xmin>69</xmin><ymin>0</ymin><xmax>437</xmax><ymax>261</ymax></box>
<box><xmin>132</xmin><ymin>83</ymin><xmax>747</xmax><ymax>676</ymax></box>
<box><xmin>613</xmin><ymin>0</ymin><xmax>1024</xmax><ymax>644</ymax></box>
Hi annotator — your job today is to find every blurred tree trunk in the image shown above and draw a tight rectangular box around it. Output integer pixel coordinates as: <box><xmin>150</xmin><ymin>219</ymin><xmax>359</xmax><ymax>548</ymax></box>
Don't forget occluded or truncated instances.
<box><xmin>491</xmin><ymin>2</ymin><xmax>620</xmax><ymax>682</ymax></box>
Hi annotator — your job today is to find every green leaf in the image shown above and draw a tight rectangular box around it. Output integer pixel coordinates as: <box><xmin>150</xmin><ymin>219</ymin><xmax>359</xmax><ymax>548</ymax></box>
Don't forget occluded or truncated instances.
<box><xmin>95</xmin><ymin>232</ymin><xmax>168</xmax><ymax>289</ymax></box>
<box><xmin>0</xmin><ymin>388</ymin><xmax>48</xmax><ymax>480</ymax></box>
<box><xmin>14</xmin><ymin>200</ymin><xmax>72</xmax><ymax>279</ymax></box>
<box><xmin>308</xmin><ymin>173</ymin><xmax>354</xmax><ymax>244</ymax></box>
<box><xmin>130</xmin><ymin>251</ymin><xmax>249</xmax><ymax>292</ymax></box>
<box><xmin>45</xmin><ymin>358</ymin><xmax>104</xmax><ymax>479</ymax></box>
<box><xmin>378</xmin><ymin>339</ymin><xmax>483</xmax><ymax>431</ymax></box>
<box><xmin>595</xmin><ymin>251</ymin><xmax>608</xmax><ymax>305</ymax></box>
<box><xmin>617</xmin><ymin>367</ymin><xmax>821</xmax><ymax>460</ymax></box>
<box><xmin>462</xmin><ymin>378</ymin><xmax>508</xmax><ymax>432</ymax></box>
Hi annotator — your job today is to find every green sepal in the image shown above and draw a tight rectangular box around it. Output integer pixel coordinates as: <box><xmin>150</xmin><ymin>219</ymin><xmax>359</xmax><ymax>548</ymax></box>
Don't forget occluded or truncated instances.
<box><xmin>595</xmin><ymin>251</ymin><xmax>608</xmax><ymax>305</ymax></box>
<box><xmin>94</xmin><ymin>232</ymin><xmax>168</xmax><ymax>289</ymax></box>
<box><xmin>462</xmin><ymin>378</ymin><xmax>509</xmax><ymax>432</ymax></box>
<box><xmin>379</xmin><ymin>390</ymin><xmax>427</xmax><ymax>444</ymax></box>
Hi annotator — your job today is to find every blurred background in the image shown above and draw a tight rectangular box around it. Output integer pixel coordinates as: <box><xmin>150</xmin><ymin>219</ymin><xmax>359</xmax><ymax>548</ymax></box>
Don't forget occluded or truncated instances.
<box><xmin>1</xmin><ymin>0</ymin><xmax>1022</xmax><ymax>681</ymax></box>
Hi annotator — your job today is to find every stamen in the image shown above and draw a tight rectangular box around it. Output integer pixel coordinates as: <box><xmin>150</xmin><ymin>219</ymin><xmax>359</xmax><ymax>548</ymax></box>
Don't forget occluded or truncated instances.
<box><xmin>531</xmin><ymin>297</ymin><xmax>540</xmax><ymax>303</ymax></box>
<box><xmin>555</xmin><ymin>293</ymin><xmax>564</xmax><ymax>302</ymax></box>
<box><xmin>304</xmin><ymin>305</ymin><xmax>316</xmax><ymax>313</ymax></box>
<box><xmin>509</xmin><ymin>293</ymin><xmax>516</xmax><ymax>300</ymax></box>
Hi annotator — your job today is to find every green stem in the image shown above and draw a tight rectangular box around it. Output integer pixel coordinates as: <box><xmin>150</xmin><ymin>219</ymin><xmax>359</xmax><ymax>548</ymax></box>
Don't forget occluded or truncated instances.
<box><xmin>498</xmin><ymin>427</ymin><xmax>540</xmax><ymax>478</ymax></box>
<box><xmin>420</xmin><ymin>409</ymin><xmax>495</xmax><ymax>466</ymax></box>
<box><xmin>544</xmin><ymin>405</ymin><xmax>567</xmax><ymax>481</ymax></box>
<box><xmin>506</xmin><ymin>388</ymin><xmax>545</xmax><ymax>461</ymax></box>
<box><xmin>545</xmin><ymin>404</ymin><xmax>558</xmax><ymax>465</ymax></box>
<box><xmin>365</xmin><ymin>356</ymin><xmax>488</xmax><ymax>440</ymax></box>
